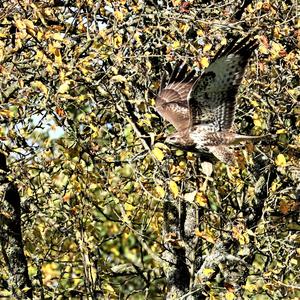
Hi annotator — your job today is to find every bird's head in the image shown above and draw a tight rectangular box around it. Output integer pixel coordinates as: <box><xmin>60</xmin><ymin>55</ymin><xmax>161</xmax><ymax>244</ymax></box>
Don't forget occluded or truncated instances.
<box><xmin>165</xmin><ymin>132</ymin><xmax>184</xmax><ymax>147</ymax></box>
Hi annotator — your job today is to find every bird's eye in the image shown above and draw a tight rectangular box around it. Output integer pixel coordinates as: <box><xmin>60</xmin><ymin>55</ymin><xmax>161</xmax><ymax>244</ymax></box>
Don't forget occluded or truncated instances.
<box><xmin>166</xmin><ymin>136</ymin><xmax>177</xmax><ymax>144</ymax></box>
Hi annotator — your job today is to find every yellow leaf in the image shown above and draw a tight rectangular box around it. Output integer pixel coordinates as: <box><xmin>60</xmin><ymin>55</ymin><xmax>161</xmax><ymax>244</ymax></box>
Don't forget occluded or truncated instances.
<box><xmin>220</xmin><ymin>37</ymin><xmax>227</xmax><ymax>45</ymax></box>
<box><xmin>51</xmin><ymin>33</ymin><xmax>64</xmax><ymax>42</ymax></box>
<box><xmin>133</xmin><ymin>32</ymin><xmax>141</xmax><ymax>44</ymax></box>
<box><xmin>254</xmin><ymin>118</ymin><xmax>262</xmax><ymax>127</ymax></box>
<box><xmin>250</xmin><ymin>100</ymin><xmax>259</xmax><ymax>107</ymax></box>
<box><xmin>42</xmin><ymin>262</ymin><xmax>60</xmax><ymax>282</ymax></box>
<box><xmin>0</xmin><ymin>290</ymin><xmax>12</xmax><ymax>296</ymax></box>
<box><xmin>195</xmin><ymin>192</ymin><xmax>208</xmax><ymax>207</ymax></box>
<box><xmin>0</xmin><ymin>109</ymin><xmax>14</xmax><ymax>118</ymax></box>
<box><xmin>114</xmin><ymin>11</ymin><xmax>124</xmax><ymax>22</ymax></box>
<box><xmin>287</xmin><ymin>89</ymin><xmax>300</xmax><ymax>97</ymax></box>
<box><xmin>172</xmin><ymin>0</ymin><xmax>181</xmax><ymax>6</ymax></box>
<box><xmin>202</xmin><ymin>268</ymin><xmax>214</xmax><ymax>276</ymax></box>
<box><xmin>111</xmin><ymin>66</ymin><xmax>118</xmax><ymax>74</ymax></box>
<box><xmin>197</xmin><ymin>29</ymin><xmax>204</xmax><ymax>36</ymax></box>
<box><xmin>90</xmin><ymin>124</ymin><xmax>98</xmax><ymax>132</ymax></box>
<box><xmin>113</xmin><ymin>34</ymin><xmax>122</xmax><ymax>48</ymax></box>
<box><xmin>246</xmin><ymin>4</ymin><xmax>254</xmax><ymax>13</ymax></box>
<box><xmin>195</xmin><ymin>229</ymin><xmax>215</xmax><ymax>243</ymax></box>
<box><xmin>175</xmin><ymin>149</ymin><xmax>184</xmax><ymax>156</ymax></box>
<box><xmin>203</xmin><ymin>43</ymin><xmax>212</xmax><ymax>53</ymax></box>
<box><xmin>225</xmin><ymin>292</ymin><xmax>235</xmax><ymax>300</ymax></box>
<box><xmin>103</xmin><ymin>282</ymin><xmax>116</xmax><ymax>294</ymax></box>
<box><xmin>48</xmin><ymin>43</ymin><xmax>57</xmax><ymax>55</ymax></box>
<box><xmin>155</xmin><ymin>185</ymin><xmax>165</xmax><ymax>198</ymax></box>
<box><xmin>23</xmin><ymin>19</ymin><xmax>35</xmax><ymax>35</ymax></box>
<box><xmin>57</xmin><ymin>81</ymin><xmax>70</xmax><ymax>94</ymax></box>
<box><xmin>23</xmin><ymin>19</ymin><xmax>34</xmax><ymax>31</ymax></box>
<box><xmin>172</xmin><ymin>40</ymin><xmax>181</xmax><ymax>50</ymax></box>
<box><xmin>276</xmin><ymin>129</ymin><xmax>286</xmax><ymax>134</ymax></box>
<box><xmin>275</xmin><ymin>154</ymin><xmax>286</xmax><ymax>167</ymax></box>
<box><xmin>111</xmin><ymin>75</ymin><xmax>127</xmax><ymax>83</ymax></box>
<box><xmin>15</xmin><ymin>19</ymin><xmax>26</xmax><ymax>30</ymax></box>
<box><xmin>46</xmin><ymin>63</ymin><xmax>54</xmax><ymax>75</ymax></box>
<box><xmin>179</xmin><ymin>23</ymin><xmax>190</xmax><ymax>33</ymax></box>
<box><xmin>37</xmin><ymin>30</ymin><xmax>43</xmax><ymax>41</ymax></box>
<box><xmin>244</xmin><ymin>282</ymin><xmax>257</xmax><ymax>292</ymax></box>
<box><xmin>200</xmin><ymin>57</ymin><xmax>209</xmax><ymax>68</ymax></box>
<box><xmin>146</xmin><ymin>60</ymin><xmax>151</xmax><ymax>70</ymax></box>
<box><xmin>124</xmin><ymin>203</ymin><xmax>134</xmax><ymax>212</ymax></box>
<box><xmin>152</xmin><ymin>147</ymin><xmax>164</xmax><ymax>161</ymax></box>
<box><xmin>259</xmin><ymin>44</ymin><xmax>269</xmax><ymax>55</ymax></box>
<box><xmin>169</xmin><ymin>180</ymin><xmax>179</xmax><ymax>198</ymax></box>
<box><xmin>256</xmin><ymin>1</ymin><xmax>263</xmax><ymax>9</ymax></box>
<box><xmin>32</xmin><ymin>81</ymin><xmax>48</xmax><ymax>95</ymax></box>
<box><xmin>273</xmin><ymin>26</ymin><xmax>280</xmax><ymax>38</ymax></box>
<box><xmin>35</xmin><ymin>50</ymin><xmax>45</xmax><ymax>61</ymax></box>
<box><xmin>253</xmin><ymin>112</ymin><xmax>262</xmax><ymax>128</ymax></box>
<box><xmin>153</xmin><ymin>142</ymin><xmax>169</xmax><ymax>150</ymax></box>
<box><xmin>271</xmin><ymin>180</ymin><xmax>278</xmax><ymax>192</ymax></box>
<box><xmin>270</xmin><ymin>42</ymin><xmax>282</xmax><ymax>56</ymax></box>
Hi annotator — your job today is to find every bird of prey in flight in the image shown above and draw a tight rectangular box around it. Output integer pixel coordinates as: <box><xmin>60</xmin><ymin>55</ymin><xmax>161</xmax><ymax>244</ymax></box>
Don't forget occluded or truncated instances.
<box><xmin>156</xmin><ymin>35</ymin><xmax>262</xmax><ymax>164</ymax></box>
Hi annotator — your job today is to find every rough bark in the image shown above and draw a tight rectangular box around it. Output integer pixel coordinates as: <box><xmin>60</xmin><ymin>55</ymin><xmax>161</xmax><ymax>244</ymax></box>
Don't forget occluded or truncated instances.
<box><xmin>0</xmin><ymin>152</ymin><xmax>33</xmax><ymax>299</ymax></box>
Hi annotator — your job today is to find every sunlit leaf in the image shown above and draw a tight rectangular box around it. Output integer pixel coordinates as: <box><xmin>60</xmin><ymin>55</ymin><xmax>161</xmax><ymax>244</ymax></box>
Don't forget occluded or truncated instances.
<box><xmin>259</xmin><ymin>44</ymin><xmax>269</xmax><ymax>55</ymax></box>
<box><xmin>31</xmin><ymin>81</ymin><xmax>48</xmax><ymax>96</ymax></box>
<box><xmin>225</xmin><ymin>292</ymin><xmax>235</xmax><ymax>300</ymax></box>
<box><xmin>152</xmin><ymin>147</ymin><xmax>165</xmax><ymax>161</ymax></box>
<box><xmin>202</xmin><ymin>268</ymin><xmax>214</xmax><ymax>276</ymax></box>
<box><xmin>114</xmin><ymin>11</ymin><xmax>124</xmax><ymax>22</ymax></box>
<box><xmin>195</xmin><ymin>192</ymin><xmax>208</xmax><ymax>207</ymax></box>
<box><xmin>111</xmin><ymin>75</ymin><xmax>127</xmax><ymax>83</ymax></box>
<box><xmin>0</xmin><ymin>109</ymin><xmax>14</xmax><ymax>118</ymax></box>
<box><xmin>275</xmin><ymin>154</ymin><xmax>286</xmax><ymax>167</ymax></box>
<box><xmin>51</xmin><ymin>33</ymin><xmax>65</xmax><ymax>42</ymax></box>
<box><xmin>203</xmin><ymin>43</ymin><xmax>212</xmax><ymax>53</ymax></box>
<box><xmin>57</xmin><ymin>81</ymin><xmax>71</xmax><ymax>94</ymax></box>
<box><xmin>200</xmin><ymin>57</ymin><xmax>209</xmax><ymax>68</ymax></box>
<box><xmin>169</xmin><ymin>180</ymin><xmax>179</xmax><ymax>198</ymax></box>
<box><xmin>172</xmin><ymin>40</ymin><xmax>181</xmax><ymax>49</ymax></box>
<box><xmin>195</xmin><ymin>229</ymin><xmax>215</xmax><ymax>243</ymax></box>
<box><xmin>155</xmin><ymin>185</ymin><xmax>165</xmax><ymax>198</ymax></box>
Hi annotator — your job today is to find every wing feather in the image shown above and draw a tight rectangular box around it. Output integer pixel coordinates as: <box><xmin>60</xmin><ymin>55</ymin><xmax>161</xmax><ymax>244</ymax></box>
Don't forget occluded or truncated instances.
<box><xmin>156</xmin><ymin>63</ymin><xmax>196</xmax><ymax>131</ymax></box>
<box><xmin>189</xmin><ymin>35</ymin><xmax>258</xmax><ymax>131</ymax></box>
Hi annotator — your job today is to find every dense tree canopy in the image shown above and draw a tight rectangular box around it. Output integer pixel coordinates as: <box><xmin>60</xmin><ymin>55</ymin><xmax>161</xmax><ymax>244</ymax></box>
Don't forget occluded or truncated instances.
<box><xmin>0</xmin><ymin>0</ymin><xmax>299</xmax><ymax>299</ymax></box>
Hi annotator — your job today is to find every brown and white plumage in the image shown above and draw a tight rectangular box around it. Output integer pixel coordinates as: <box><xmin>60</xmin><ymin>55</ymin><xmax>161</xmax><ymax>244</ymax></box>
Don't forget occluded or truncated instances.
<box><xmin>156</xmin><ymin>64</ymin><xmax>195</xmax><ymax>132</ymax></box>
<box><xmin>155</xmin><ymin>35</ymin><xmax>261</xmax><ymax>164</ymax></box>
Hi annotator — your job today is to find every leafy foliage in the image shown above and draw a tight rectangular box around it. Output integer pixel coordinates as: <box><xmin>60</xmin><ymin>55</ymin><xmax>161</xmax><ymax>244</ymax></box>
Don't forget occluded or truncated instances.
<box><xmin>0</xmin><ymin>0</ymin><xmax>299</xmax><ymax>299</ymax></box>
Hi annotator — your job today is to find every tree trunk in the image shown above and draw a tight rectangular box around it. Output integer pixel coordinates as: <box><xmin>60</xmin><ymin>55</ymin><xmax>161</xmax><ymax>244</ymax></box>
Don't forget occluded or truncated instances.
<box><xmin>0</xmin><ymin>152</ymin><xmax>33</xmax><ymax>299</ymax></box>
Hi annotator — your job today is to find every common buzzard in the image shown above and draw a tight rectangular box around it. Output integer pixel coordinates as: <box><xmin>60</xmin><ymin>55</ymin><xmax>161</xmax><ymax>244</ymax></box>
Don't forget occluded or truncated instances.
<box><xmin>156</xmin><ymin>35</ymin><xmax>262</xmax><ymax>164</ymax></box>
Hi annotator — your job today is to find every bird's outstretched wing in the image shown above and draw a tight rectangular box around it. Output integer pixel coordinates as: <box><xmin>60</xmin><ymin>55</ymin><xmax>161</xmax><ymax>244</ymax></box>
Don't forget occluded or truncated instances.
<box><xmin>156</xmin><ymin>63</ymin><xmax>196</xmax><ymax>132</ymax></box>
<box><xmin>189</xmin><ymin>36</ymin><xmax>258</xmax><ymax>132</ymax></box>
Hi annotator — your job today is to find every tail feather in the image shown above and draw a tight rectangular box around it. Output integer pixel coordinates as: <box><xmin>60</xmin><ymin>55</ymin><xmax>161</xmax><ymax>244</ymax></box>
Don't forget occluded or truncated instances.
<box><xmin>233</xmin><ymin>134</ymin><xmax>271</xmax><ymax>144</ymax></box>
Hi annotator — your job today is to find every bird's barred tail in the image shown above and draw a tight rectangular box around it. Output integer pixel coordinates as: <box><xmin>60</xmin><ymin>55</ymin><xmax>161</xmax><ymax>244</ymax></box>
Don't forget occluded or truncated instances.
<box><xmin>233</xmin><ymin>134</ymin><xmax>272</xmax><ymax>143</ymax></box>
